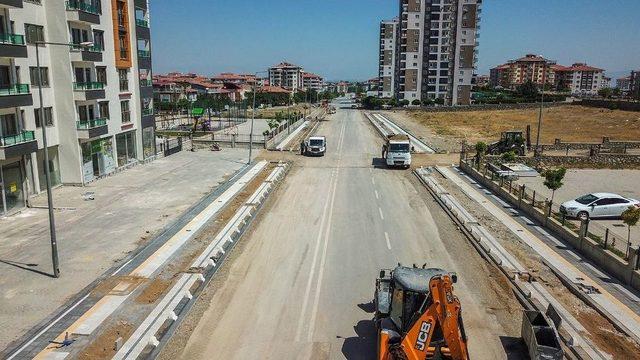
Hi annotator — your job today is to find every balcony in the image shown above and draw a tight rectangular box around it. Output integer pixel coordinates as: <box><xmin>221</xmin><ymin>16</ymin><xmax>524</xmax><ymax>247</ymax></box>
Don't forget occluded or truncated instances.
<box><xmin>69</xmin><ymin>44</ymin><xmax>103</xmax><ymax>62</ymax></box>
<box><xmin>73</xmin><ymin>81</ymin><xmax>105</xmax><ymax>101</ymax></box>
<box><xmin>135</xmin><ymin>18</ymin><xmax>150</xmax><ymax>39</ymax></box>
<box><xmin>65</xmin><ymin>1</ymin><xmax>101</xmax><ymax>24</ymax></box>
<box><xmin>0</xmin><ymin>130</ymin><xmax>37</xmax><ymax>160</ymax></box>
<box><xmin>135</xmin><ymin>19</ymin><xmax>148</xmax><ymax>28</ymax></box>
<box><xmin>0</xmin><ymin>84</ymin><xmax>32</xmax><ymax>108</ymax></box>
<box><xmin>137</xmin><ymin>49</ymin><xmax>150</xmax><ymax>58</ymax></box>
<box><xmin>137</xmin><ymin>49</ymin><xmax>151</xmax><ymax>69</ymax></box>
<box><xmin>76</xmin><ymin>118</ymin><xmax>108</xmax><ymax>139</ymax></box>
<box><xmin>0</xmin><ymin>33</ymin><xmax>27</xmax><ymax>58</ymax></box>
<box><xmin>0</xmin><ymin>0</ymin><xmax>23</xmax><ymax>8</ymax></box>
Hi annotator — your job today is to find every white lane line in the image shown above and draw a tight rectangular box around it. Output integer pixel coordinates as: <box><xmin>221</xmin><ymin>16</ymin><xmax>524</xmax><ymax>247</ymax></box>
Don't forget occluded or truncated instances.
<box><xmin>374</xmin><ymin>190</ymin><xmax>379</xmax><ymax>200</ymax></box>
<box><xmin>378</xmin><ymin>207</ymin><xmax>385</xmax><ymax>220</ymax></box>
<box><xmin>6</xmin><ymin>293</ymin><xmax>91</xmax><ymax>360</ymax></box>
<box><xmin>294</xmin><ymin>170</ymin><xmax>336</xmax><ymax>342</ymax></box>
<box><xmin>371</xmin><ymin>177</ymin><xmax>375</xmax><ymax>185</ymax></box>
<box><xmin>307</xmin><ymin>120</ymin><xmax>346</xmax><ymax>342</ymax></box>
<box><xmin>384</xmin><ymin>232</ymin><xmax>392</xmax><ymax>250</ymax></box>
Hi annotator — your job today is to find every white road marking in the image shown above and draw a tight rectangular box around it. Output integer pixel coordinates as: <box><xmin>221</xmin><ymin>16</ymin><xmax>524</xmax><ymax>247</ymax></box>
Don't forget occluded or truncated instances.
<box><xmin>294</xmin><ymin>170</ymin><xmax>336</xmax><ymax>342</ymax></box>
<box><xmin>371</xmin><ymin>177</ymin><xmax>375</xmax><ymax>185</ymax></box>
<box><xmin>385</xmin><ymin>232</ymin><xmax>392</xmax><ymax>250</ymax></box>
<box><xmin>306</xmin><ymin>121</ymin><xmax>346</xmax><ymax>342</ymax></box>
<box><xmin>374</xmin><ymin>190</ymin><xmax>379</xmax><ymax>200</ymax></box>
<box><xmin>378</xmin><ymin>207</ymin><xmax>385</xmax><ymax>220</ymax></box>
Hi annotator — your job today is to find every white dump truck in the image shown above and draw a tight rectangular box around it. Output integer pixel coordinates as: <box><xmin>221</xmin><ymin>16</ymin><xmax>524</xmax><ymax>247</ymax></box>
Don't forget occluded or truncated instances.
<box><xmin>382</xmin><ymin>134</ymin><xmax>411</xmax><ymax>168</ymax></box>
<box><xmin>301</xmin><ymin>136</ymin><xmax>327</xmax><ymax>156</ymax></box>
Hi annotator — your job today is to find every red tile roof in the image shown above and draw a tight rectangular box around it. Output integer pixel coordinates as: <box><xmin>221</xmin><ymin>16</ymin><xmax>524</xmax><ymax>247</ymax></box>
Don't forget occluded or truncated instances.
<box><xmin>259</xmin><ymin>86</ymin><xmax>290</xmax><ymax>94</ymax></box>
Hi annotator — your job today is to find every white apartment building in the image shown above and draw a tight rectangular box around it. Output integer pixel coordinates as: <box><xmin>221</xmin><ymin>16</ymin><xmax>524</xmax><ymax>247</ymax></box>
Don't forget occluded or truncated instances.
<box><xmin>395</xmin><ymin>0</ymin><xmax>481</xmax><ymax>105</ymax></box>
<box><xmin>378</xmin><ymin>18</ymin><xmax>397</xmax><ymax>98</ymax></box>
<box><xmin>268</xmin><ymin>62</ymin><xmax>302</xmax><ymax>92</ymax></box>
<box><xmin>554</xmin><ymin>63</ymin><xmax>607</xmax><ymax>96</ymax></box>
<box><xmin>301</xmin><ymin>72</ymin><xmax>324</xmax><ymax>91</ymax></box>
<box><xmin>0</xmin><ymin>0</ymin><xmax>153</xmax><ymax>215</ymax></box>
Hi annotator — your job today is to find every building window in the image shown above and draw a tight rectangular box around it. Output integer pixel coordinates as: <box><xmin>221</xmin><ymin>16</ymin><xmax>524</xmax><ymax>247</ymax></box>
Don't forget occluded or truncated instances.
<box><xmin>34</xmin><ymin>107</ymin><xmax>54</xmax><ymax>127</ymax></box>
<box><xmin>99</xmin><ymin>101</ymin><xmax>109</xmax><ymax>119</ymax></box>
<box><xmin>29</xmin><ymin>67</ymin><xmax>49</xmax><ymax>87</ymax></box>
<box><xmin>93</xmin><ymin>30</ymin><xmax>105</xmax><ymax>50</ymax></box>
<box><xmin>118</xmin><ymin>69</ymin><xmax>129</xmax><ymax>91</ymax></box>
<box><xmin>96</xmin><ymin>67</ymin><xmax>107</xmax><ymax>85</ymax></box>
<box><xmin>120</xmin><ymin>100</ymin><xmax>130</xmax><ymax>122</ymax></box>
<box><xmin>25</xmin><ymin>24</ymin><xmax>45</xmax><ymax>44</ymax></box>
<box><xmin>118</xmin><ymin>35</ymin><xmax>128</xmax><ymax>59</ymax></box>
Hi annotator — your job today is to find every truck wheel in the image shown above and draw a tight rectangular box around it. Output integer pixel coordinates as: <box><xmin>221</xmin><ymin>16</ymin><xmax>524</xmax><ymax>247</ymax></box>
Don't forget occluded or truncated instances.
<box><xmin>578</xmin><ymin>211</ymin><xmax>589</xmax><ymax>221</ymax></box>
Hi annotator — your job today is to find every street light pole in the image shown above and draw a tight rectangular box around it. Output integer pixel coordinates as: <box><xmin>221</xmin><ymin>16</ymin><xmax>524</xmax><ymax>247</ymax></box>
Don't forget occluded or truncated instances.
<box><xmin>249</xmin><ymin>71</ymin><xmax>268</xmax><ymax>164</ymax></box>
<box><xmin>35</xmin><ymin>40</ymin><xmax>93</xmax><ymax>278</ymax></box>
<box><xmin>535</xmin><ymin>82</ymin><xmax>545</xmax><ymax>154</ymax></box>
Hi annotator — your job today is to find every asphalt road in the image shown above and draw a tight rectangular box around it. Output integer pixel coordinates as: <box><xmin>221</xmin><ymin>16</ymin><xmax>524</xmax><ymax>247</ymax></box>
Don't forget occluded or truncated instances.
<box><xmin>167</xmin><ymin>109</ymin><xmax>524</xmax><ymax>359</ymax></box>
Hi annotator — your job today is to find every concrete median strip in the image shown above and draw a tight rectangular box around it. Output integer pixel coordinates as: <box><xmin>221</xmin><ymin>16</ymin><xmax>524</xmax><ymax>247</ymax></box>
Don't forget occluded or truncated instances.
<box><xmin>415</xmin><ymin>167</ymin><xmax>610</xmax><ymax>360</ymax></box>
<box><xmin>275</xmin><ymin>120</ymin><xmax>309</xmax><ymax>151</ymax></box>
<box><xmin>113</xmin><ymin>162</ymin><xmax>289</xmax><ymax>359</ymax></box>
<box><xmin>370</xmin><ymin>113</ymin><xmax>435</xmax><ymax>153</ymax></box>
<box><xmin>21</xmin><ymin>161</ymin><xmax>270</xmax><ymax>360</ymax></box>
<box><xmin>436</xmin><ymin>165</ymin><xmax>640</xmax><ymax>346</ymax></box>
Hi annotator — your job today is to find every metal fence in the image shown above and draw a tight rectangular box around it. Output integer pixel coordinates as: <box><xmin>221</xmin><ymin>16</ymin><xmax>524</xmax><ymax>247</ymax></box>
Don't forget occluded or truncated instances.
<box><xmin>472</xmin><ymin>158</ymin><xmax>631</xmax><ymax>260</ymax></box>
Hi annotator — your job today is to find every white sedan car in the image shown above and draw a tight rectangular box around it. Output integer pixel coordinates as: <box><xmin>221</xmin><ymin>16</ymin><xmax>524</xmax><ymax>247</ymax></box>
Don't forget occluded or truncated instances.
<box><xmin>560</xmin><ymin>193</ymin><xmax>640</xmax><ymax>220</ymax></box>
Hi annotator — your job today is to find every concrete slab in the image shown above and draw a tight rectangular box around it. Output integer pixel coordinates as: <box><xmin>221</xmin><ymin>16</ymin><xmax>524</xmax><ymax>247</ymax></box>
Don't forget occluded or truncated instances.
<box><xmin>73</xmin><ymin>295</ymin><xmax>130</xmax><ymax>335</ymax></box>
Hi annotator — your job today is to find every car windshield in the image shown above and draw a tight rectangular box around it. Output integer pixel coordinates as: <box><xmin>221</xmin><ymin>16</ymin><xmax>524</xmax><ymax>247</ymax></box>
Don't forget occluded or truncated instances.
<box><xmin>390</xmin><ymin>143</ymin><xmax>410</xmax><ymax>153</ymax></box>
<box><xmin>309</xmin><ymin>139</ymin><xmax>324</xmax><ymax>146</ymax></box>
<box><xmin>575</xmin><ymin>194</ymin><xmax>599</xmax><ymax>205</ymax></box>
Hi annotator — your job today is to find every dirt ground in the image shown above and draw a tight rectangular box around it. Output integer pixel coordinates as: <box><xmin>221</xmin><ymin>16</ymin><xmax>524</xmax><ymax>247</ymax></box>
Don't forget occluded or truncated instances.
<box><xmin>435</xmin><ymin>173</ymin><xmax>640</xmax><ymax>358</ymax></box>
<box><xmin>394</xmin><ymin>106</ymin><xmax>640</xmax><ymax>151</ymax></box>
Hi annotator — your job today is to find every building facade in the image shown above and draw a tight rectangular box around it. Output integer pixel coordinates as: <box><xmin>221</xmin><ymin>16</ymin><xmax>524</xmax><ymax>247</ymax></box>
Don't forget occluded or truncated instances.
<box><xmin>393</xmin><ymin>0</ymin><xmax>481</xmax><ymax>105</ymax></box>
<box><xmin>553</xmin><ymin>63</ymin><xmax>606</xmax><ymax>96</ymax></box>
<box><xmin>378</xmin><ymin>18</ymin><xmax>397</xmax><ymax>98</ymax></box>
<box><xmin>631</xmin><ymin>71</ymin><xmax>640</xmax><ymax>99</ymax></box>
<box><xmin>616</xmin><ymin>76</ymin><xmax>630</xmax><ymax>93</ymax></box>
<box><xmin>268</xmin><ymin>62</ymin><xmax>302</xmax><ymax>92</ymax></box>
<box><xmin>0</xmin><ymin>0</ymin><xmax>153</xmax><ymax>215</ymax></box>
<box><xmin>301</xmin><ymin>72</ymin><xmax>324</xmax><ymax>91</ymax></box>
<box><xmin>489</xmin><ymin>54</ymin><xmax>557</xmax><ymax>89</ymax></box>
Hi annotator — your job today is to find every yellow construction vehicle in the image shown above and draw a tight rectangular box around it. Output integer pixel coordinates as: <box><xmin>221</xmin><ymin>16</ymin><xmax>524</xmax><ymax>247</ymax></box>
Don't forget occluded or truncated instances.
<box><xmin>375</xmin><ymin>265</ymin><xmax>470</xmax><ymax>360</ymax></box>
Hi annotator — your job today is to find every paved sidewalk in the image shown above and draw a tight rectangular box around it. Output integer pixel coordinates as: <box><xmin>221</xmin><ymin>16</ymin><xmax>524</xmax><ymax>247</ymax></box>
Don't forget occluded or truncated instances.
<box><xmin>0</xmin><ymin>148</ymin><xmax>252</xmax><ymax>350</ymax></box>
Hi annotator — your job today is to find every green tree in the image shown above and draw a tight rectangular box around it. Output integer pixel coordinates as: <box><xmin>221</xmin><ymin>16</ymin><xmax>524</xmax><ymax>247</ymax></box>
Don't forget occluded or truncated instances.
<box><xmin>517</xmin><ymin>80</ymin><xmax>539</xmax><ymax>99</ymax></box>
<box><xmin>612</xmin><ymin>87</ymin><xmax>622</xmax><ymax>97</ymax></box>
<box><xmin>387</xmin><ymin>98</ymin><xmax>398</xmax><ymax>107</ymax></box>
<box><xmin>434</xmin><ymin>97</ymin><xmax>445</xmax><ymax>105</ymax></box>
<box><xmin>411</xmin><ymin>99</ymin><xmax>421</xmax><ymax>106</ymax></box>
<box><xmin>542</xmin><ymin>167</ymin><xmax>566</xmax><ymax>204</ymax></box>
<box><xmin>621</xmin><ymin>207</ymin><xmax>640</xmax><ymax>255</ymax></box>
<box><xmin>399</xmin><ymin>99</ymin><xmax>410</xmax><ymax>107</ymax></box>
<box><xmin>501</xmin><ymin>151</ymin><xmax>517</xmax><ymax>162</ymax></box>
<box><xmin>475</xmin><ymin>141</ymin><xmax>487</xmax><ymax>169</ymax></box>
<box><xmin>598</xmin><ymin>87</ymin><xmax>613</xmax><ymax>98</ymax></box>
<box><xmin>362</xmin><ymin>96</ymin><xmax>382</xmax><ymax>110</ymax></box>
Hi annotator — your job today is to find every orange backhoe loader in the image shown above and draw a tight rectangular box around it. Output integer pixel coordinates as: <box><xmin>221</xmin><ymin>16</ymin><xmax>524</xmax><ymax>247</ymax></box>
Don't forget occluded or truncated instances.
<box><xmin>374</xmin><ymin>265</ymin><xmax>470</xmax><ymax>360</ymax></box>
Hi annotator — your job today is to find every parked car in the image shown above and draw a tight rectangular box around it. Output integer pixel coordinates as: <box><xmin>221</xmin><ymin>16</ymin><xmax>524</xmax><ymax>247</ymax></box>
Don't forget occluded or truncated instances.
<box><xmin>560</xmin><ymin>193</ymin><xmax>640</xmax><ymax>220</ymax></box>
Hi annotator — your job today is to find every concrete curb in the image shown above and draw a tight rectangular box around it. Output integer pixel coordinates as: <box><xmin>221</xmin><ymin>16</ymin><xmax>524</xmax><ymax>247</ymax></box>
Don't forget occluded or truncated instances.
<box><xmin>414</xmin><ymin>167</ymin><xmax>608</xmax><ymax>360</ymax></box>
<box><xmin>114</xmin><ymin>162</ymin><xmax>290</xmax><ymax>360</ymax></box>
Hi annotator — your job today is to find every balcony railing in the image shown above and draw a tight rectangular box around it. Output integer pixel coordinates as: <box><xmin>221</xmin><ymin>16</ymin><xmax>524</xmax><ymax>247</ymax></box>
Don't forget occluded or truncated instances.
<box><xmin>142</xmin><ymin>108</ymin><xmax>153</xmax><ymax>116</ymax></box>
<box><xmin>73</xmin><ymin>82</ymin><xmax>104</xmax><ymax>90</ymax></box>
<box><xmin>76</xmin><ymin>118</ymin><xmax>107</xmax><ymax>129</ymax></box>
<box><xmin>0</xmin><ymin>33</ymin><xmax>25</xmax><ymax>46</ymax></box>
<box><xmin>65</xmin><ymin>1</ymin><xmax>101</xmax><ymax>15</ymax></box>
<box><xmin>1</xmin><ymin>130</ymin><xmax>35</xmax><ymax>147</ymax></box>
<box><xmin>137</xmin><ymin>50</ymin><xmax>151</xmax><ymax>58</ymax></box>
<box><xmin>139</xmin><ymin>79</ymin><xmax>152</xmax><ymax>87</ymax></box>
<box><xmin>70</xmin><ymin>43</ymin><xmax>103</xmax><ymax>52</ymax></box>
<box><xmin>0</xmin><ymin>84</ymin><xmax>30</xmax><ymax>96</ymax></box>
<box><xmin>136</xmin><ymin>18</ymin><xmax>149</xmax><ymax>28</ymax></box>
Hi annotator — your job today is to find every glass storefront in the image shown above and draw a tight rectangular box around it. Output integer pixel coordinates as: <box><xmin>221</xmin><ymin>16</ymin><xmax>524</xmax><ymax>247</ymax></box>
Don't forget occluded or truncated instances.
<box><xmin>81</xmin><ymin>137</ymin><xmax>116</xmax><ymax>183</ymax></box>
<box><xmin>36</xmin><ymin>147</ymin><xmax>61</xmax><ymax>192</ymax></box>
<box><xmin>116</xmin><ymin>131</ymin><xmax>137</xmax><ymax>167</ymax></box>
<box><xmin>0</xmin><ymin>161</ymin><xmax>25</xmax><ymax>214</ymax></box>
<box><xmin>142</xmin><ymin>127</ymin><xmax>155</xmax><ymax>159</ymax></box>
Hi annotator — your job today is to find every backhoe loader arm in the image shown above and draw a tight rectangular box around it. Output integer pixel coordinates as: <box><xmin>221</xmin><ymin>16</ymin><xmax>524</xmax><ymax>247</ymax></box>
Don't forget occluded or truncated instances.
<box><xmin>399</xmin><ymin>275</ymin><xmax>470</xmax><ymax>360</ymax></box>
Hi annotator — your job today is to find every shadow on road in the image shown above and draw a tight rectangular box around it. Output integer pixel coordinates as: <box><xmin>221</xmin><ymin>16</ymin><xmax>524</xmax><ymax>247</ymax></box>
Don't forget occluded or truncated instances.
<box><xmin>372</xmin><ymin>158</ymin><xmax>386</xmax><ymax>169</ymax></box>
<box><xmin>0</xmin><ymin>259</ymin><xmax>54</xmax><ymax>278</ymax></box>
<box><xmin>340</xmin><ymin>319</ymin><xmax>377</xmax><ymax>359</ymax></box>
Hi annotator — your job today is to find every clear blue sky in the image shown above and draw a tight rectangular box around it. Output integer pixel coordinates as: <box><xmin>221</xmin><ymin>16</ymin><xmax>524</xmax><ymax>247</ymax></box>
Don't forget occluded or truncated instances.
<box><xmin>150</xmin><ymin>0</ymin><xmax>640</xmax><ymax>81</ymax></box>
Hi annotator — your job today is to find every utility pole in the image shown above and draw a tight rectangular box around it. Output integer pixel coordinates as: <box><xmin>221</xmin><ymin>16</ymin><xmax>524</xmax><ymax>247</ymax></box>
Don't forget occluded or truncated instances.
<box><xmin>535</xmin><ymin>81</ymin><xmax>545</xmax><ymax>154</ymax></box>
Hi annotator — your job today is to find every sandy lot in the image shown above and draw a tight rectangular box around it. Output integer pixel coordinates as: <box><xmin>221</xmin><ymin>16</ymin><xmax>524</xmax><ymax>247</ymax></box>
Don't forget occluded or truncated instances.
<box><xmin>401</xmin><ymin>105</ymin><xmax>640</xmax><ymax>150</ymax></box>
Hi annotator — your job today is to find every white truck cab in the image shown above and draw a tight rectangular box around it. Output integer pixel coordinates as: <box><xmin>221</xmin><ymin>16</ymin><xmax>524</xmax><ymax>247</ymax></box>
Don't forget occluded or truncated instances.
<box><xmin>302</xmin><ymin>136</ymin><xmax>327</xmax><ymax>156</ymax></box>
<box><xmin>382</xmin><ymin>134</ymin><xmax>411</xmax><ymax>168</ymax></box>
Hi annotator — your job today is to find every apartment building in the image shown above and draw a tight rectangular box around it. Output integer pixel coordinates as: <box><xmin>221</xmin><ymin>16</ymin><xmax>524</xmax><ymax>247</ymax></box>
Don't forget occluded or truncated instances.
<box><xmin>631</xmin><ymin>70</ymin><xmax>640</xmax><ymax>99</ymax></box>
<box><xmin>378</xmin><ymin>18</ymin><xmax>397</xmax><ymax>98</ymax></box>
<box><xmin>394</xmin><ymin>0</ymin><xmax>481</xmax><ymax>105</ymax></box>
<box><xmin>301</xmin><ymin>72</ymin><xmax>324</xmax><ymax>91</ymax></box>
<box><xmin>0</xmin><ymin>0</ymin><xmax>153</xmax><ymax>215</ymax></box>
<box><xmin>489</xmin><ymin>54</ymin><xmax>556</xmax><ymax>89</ymax></box>
<box><xmin>617</xmin><ymin>76</ymin><xmax>631</xmax><ymax>92</ymax></box>
<box><xmin>553</xmin><ymin>63</ymin><xmax>607</xmax><ymax>96</ymax></box>
<box><xmin>268</xmin><ymin>62</ymin><xmax>302</xmax><ymax>92</ymax></box>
